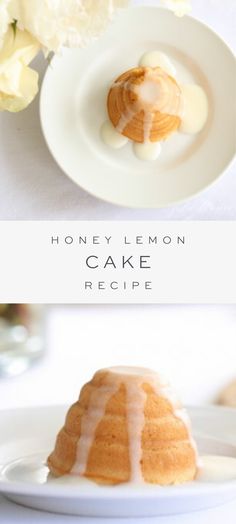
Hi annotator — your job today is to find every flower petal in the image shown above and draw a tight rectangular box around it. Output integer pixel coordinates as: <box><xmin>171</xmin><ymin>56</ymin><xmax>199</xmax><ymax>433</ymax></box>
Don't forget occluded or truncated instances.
<box><xmin>0</xmin><ymin>63</ymin><xmax>39</xmax><ymax>112</ymax></box>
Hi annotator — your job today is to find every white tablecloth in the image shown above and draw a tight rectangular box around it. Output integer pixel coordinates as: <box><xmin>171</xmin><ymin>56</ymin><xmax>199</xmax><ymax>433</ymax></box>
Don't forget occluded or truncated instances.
<box><xmin>0</xmin><ymin>0</ymin><xmax>235</xmax><ymax>220</ymax></box>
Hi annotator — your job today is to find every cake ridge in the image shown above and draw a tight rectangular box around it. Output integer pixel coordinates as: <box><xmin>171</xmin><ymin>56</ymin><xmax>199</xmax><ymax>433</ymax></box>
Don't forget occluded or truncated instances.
<box><xmin>48</xmin><ymin>367</ymin><xmax>198</xmax><ymax>485</ymax></box>
<box><xmin>107</xmin><ymin>67</ymin><xmax>183</xmax><ymax>143</ymax></box>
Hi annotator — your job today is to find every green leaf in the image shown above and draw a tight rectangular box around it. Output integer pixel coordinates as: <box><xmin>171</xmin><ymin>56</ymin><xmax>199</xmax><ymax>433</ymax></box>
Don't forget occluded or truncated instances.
<box><xmin>12</xmin><ymin>20</ymin><xmax>17</xmax><ymax>37</ymax></box>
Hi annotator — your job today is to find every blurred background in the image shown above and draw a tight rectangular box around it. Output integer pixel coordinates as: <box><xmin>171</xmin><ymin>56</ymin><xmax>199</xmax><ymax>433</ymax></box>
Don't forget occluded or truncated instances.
<box><xmin>0</xmin><ymin>304</ymin><xmax>236</xmax><ymax>410</ymax></box>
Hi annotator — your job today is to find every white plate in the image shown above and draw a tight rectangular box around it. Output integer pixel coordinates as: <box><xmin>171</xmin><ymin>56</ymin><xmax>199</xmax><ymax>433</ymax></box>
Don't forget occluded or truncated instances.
<box><xmin>1</xmin><ymin>405</ymin><xmax>236</xmax><ymax>517</ymax></box>
<box><xmin>40</xmin><ymin>7</ymin><xmax>236</xmax><ymax>209</ymax></box>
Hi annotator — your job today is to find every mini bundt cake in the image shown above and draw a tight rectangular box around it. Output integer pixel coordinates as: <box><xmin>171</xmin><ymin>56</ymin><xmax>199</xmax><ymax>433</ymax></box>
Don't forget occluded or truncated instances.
<box><xmin>107</xmin><ymin>67</ymin><xmax>183</xmax><ymax>143</ymax></box>
<box><xmin>48</xmin><ymin>366</ymin><xmax>198</xmax><ymax>485</ymax></box>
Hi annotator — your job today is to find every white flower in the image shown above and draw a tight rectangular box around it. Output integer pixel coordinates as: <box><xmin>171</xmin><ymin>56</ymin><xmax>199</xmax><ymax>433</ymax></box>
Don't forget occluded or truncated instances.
<box><xmin>0</xmin><ymin>0</ymin><xmax>13</xmax><ymax>46</ymax></box>
<box><xmin>0</xmin><ymin>26</ymin><xmax>40</xmax><ymax>112</ymax></box>
<box><xmin>161</xmin><ymin>0</ymin><xmax>191</xmax><ymax>17</ymax></box>
<box><xmin>10</xmin><ymin>0</ymin><xmax>130</xmax><ymax>53</ymax></box>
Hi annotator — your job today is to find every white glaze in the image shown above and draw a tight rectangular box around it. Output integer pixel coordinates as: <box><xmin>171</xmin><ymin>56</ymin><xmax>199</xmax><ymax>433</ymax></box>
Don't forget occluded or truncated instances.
<box><xmin>106</xmin><ymin>367</ymin><xmax>167</xmax><ymax>483</ymax></box>
<box><xmin>51</xmin><ymin>456</ymin><xmax>236</xmax><ymax>485</ymax></box>
<box><xmin>5</xmin><ymin>453</ymin><xmax>236</xmax><ymax>488</ymax></box>
<box><xmin>139</xmin><ymin>51</ymin><xmax>176</xmax><ymax>77</ymax></box>
<box><xmin>107</xmin><ymin>366</ymin><xmax>157</xmax><ymax>376</ymax></box>
<box><xmin>100</xmin><ymin>121</ymin><xmax>129</xmax><ymax>149</ymax></box>
<box><xmin>71</xmin><ymin>382</ymin><xmax>118</xmax><ymax>475</ymax></box>
<box><xmin>113</xmin><ymin>67</ymin><xmax>181</xmax><ymax>143</ymax></box>
<box><xmin>116</xmin><ymin>107</ymin><xmax>136</xmax><ymax>135</ymax></box>
<box><xmin>197</xmin><ymin>456</ymin><xmax>236</xmax><ymax>483</ymax></box>
<box><xmin>137</xmin><ymin>80</ymin><xmax>162</xmax><ymax>106</ymax></box>
<box><xmin>143</xmin><ymin>111</ymin><xmax>154</xmax><ymax>144</ymax></box>
<box><xmin>71</xmin><ymin>367</ymin><xmax>198</xmax><ymax>483</ymax></box>
<box><xmin>180</xmin><ymin>84</ymin><xmax>209</xmax><ymax>134</ymax></box>
<box><xmin>133</xmin><ymin>68</ymin><xmax>182</xmax><ymax>117</ymax></box>
<box><xmin>125</xmin><ymin>380</ymin><xmax>146</xmax><ymax>482</ymax></box>
<box><xmin>133</xmin><ymin>142</ymin><xmax>162</xmax><ymax>161</ymax></box>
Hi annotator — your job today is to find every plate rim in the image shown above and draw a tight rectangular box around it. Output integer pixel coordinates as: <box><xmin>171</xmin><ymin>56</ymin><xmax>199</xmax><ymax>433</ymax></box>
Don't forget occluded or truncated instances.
<box><xmin>39</xmin><ymin>5</ymin><xmax>236</xmax><ymax>210</ymax></box>
<box><xmin>1</xmin><ymin>404</ymin><xmax>236</xmax><ymax>499</ymax></box>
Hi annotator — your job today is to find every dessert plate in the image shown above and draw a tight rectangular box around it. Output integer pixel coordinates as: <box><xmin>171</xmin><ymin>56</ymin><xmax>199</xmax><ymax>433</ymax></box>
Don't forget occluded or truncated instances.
<box><xmin>1</xmin><ymin>405</ymin><xmax>236</xmax><ymax>517</ymax></box>
<box><xmin>40</xmin><ymin>6</ymin><xmax>236</xmax><ymax>208</ymax></box>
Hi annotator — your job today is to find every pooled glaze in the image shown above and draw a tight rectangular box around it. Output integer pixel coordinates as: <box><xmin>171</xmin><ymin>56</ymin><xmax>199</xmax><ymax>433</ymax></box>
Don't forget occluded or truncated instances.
<box><xmin>139</xmin><ymin>51</ymin><xmax>176</xmax><ymax>77</ymax></box>
<box><xmin>197</xmin><ymin>455</ymin><xmax>236</xmax><ymax>483</ymax></box>
<box><xmin>52</xmin><ymin>455</ymin><xmax>236</xmax><ymax>485</ymax></box>
<box><xmin>180</xmin><ymin>84</ymin><xmax>209</xmax><ymax>134</ymax></box>
<box><xmin>71</xmin><ymin>366</ymin><xmax>198</xmax><ymax>483</ymax></box>
<box><xmin>100</xmin><ymin>120</ymin><xmax>129</xmax><ymax>149</ymax></box>
<box><xmin>4</xmin><ymin>452</ymin><xmax>236</xmax><ymax>487</ymax></box>
<box><xmin>101</xmin><ymin>50</ymin><xmax>209</xmax><ymax>162</ymax></box>
<box><xmin>133</xmin><ymin>141</ymin><xmax>162</xmax><ymax>161</ymax></box>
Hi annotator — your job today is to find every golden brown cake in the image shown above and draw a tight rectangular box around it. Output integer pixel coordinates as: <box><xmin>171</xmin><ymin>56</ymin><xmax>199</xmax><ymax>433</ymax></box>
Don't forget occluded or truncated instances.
<box><xmin>107</xmin><ymin>67</ymin><xmax>183</xmax><ymax>143</ymax></box>
<box><xmin>48</xmin><ymin>367</ymin><xmax>198</xmax><ymax>485</ymax></box>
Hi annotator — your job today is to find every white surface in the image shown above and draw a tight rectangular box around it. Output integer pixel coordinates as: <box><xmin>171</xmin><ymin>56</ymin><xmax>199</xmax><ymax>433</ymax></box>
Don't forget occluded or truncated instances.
<box><xmin>3</xmin><ymin>221</ymin><xmax>236</xmax><ymax>305</ymax></box>
<box><xmin>40</xmin><ymin>7</ymin><xmax>236</xmax><ymax>208</ymax></box>
<box><xmin>1</xmin><ymin>406</ymin><xmax>236</xmax><ymax>517</ymax></box>
<box><xmin>0</xmin><ymin>0</ymin><xmax>236</xmax><ymax>219</ymax></box>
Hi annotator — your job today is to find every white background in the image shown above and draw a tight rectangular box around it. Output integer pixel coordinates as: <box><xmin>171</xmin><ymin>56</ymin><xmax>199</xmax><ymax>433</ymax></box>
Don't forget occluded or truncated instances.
<box><xmin>1</xmin><ymin>304</ymin><xmax>236</xmax><ymax>410</ymax></box>
<box><xmin>1</xmin><ymin>304</ymin><xmax>236</xmax><ymax>523</ymax></box>
<box><xmin>0</xmin><ymin>0</ymin><xmax>235</xmax><ymax>220</ymax></box>
<box><xmin>1</xmin><ymin>221</ymin><xmax>236</xmax><ymax>303</ymax></box>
